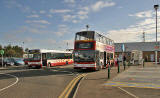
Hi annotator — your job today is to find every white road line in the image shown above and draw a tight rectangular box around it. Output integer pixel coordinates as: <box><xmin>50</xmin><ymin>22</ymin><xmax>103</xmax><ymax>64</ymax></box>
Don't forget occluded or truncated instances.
<box><xmin>118</xmin><ymin>87</ymin><xmax>139</xmax><ymax>98</ymax></box>
<box><xmin>0</xmin><ymin>73</ymin><xmax>19</xmax><ymax>92</ymax></box>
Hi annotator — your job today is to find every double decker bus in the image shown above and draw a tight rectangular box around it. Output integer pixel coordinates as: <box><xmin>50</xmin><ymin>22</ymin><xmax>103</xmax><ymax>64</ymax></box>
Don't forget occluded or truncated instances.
<box><xmin>73</xmin><ymin>31</ymin><xmax>115</xmax><ymax>70</ymax></box>
<box><xmin>27</xmin><ymin>49</ymin><xmax>73</xmax><ymax>68</ymax></box>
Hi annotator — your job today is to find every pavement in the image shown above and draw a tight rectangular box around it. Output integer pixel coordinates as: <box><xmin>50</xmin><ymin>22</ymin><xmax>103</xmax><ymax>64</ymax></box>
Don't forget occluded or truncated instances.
<box><xmin>76</xmin><ymin>62</ymin><xmax>160</xmax><ymax>98</ymax></box>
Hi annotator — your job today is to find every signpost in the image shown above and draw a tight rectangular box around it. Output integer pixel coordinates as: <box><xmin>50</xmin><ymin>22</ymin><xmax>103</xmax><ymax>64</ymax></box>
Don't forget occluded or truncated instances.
<box><xmin>0</xmin><ymin>50</ymin><xmax>4</xmax><ymax>67</ymax></box>
<box><xmin>121</xmin><ymin>44</ymin><xmax>125</xmax><ymax>70</ymax></box>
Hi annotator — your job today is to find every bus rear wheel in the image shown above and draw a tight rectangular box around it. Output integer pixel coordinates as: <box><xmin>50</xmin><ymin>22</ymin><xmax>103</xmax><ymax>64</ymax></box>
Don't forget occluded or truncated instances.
<box><xmin>66</xmin><ymin>61</ymin><xmax>68</xmax><ymax>65</ymax></box>
<box><xmin>48</xmin><ymin>63</ymin><xmax>51</xmax><ymax>67</ymax></box>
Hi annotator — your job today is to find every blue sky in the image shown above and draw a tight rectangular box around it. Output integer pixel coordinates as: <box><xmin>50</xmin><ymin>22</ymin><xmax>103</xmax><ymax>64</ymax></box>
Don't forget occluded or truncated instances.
<box><xmin>0</xmin><ymin>0</ymin><xmax>160</xmax><ymax>50</ymax></box>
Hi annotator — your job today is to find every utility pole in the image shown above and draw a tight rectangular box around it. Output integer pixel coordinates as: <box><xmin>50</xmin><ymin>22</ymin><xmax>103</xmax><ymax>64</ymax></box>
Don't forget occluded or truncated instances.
<box><xmin>154</xmin><ymin>4</ymin><xmax>159</xmax><ymax>66</ymax></box>
<box><xmin>67</xmin><ymin>42</ymin><xmax>69</xmax><ymax>50</ymax></box>
<box><xmin>142</xmin><ymin>31</ymin><xmax>145</xmax><ymax>42</ymax></box>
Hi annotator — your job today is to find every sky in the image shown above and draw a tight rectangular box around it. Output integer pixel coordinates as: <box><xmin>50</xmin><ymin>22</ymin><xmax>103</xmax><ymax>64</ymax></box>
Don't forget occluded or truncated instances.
<box><xmin>0</xmin><ymin>0</ymin><xmax>160</xmax><ymax>50</ymax></box>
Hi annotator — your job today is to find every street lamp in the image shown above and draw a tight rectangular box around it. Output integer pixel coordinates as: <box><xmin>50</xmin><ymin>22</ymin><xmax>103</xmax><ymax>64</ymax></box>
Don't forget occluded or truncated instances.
<box><xmin>86</xmin><ymin>25</ymin><xmax>89</xmax><ymax>31</ymax></box>
<box><xmin>154</xmin><ymin>4</ymin><xmax>159</xmax><ymax>65</ymax></box>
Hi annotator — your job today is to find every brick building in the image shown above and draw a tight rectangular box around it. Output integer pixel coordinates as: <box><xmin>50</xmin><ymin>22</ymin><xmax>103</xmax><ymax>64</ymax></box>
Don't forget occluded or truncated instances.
<box><xmin>115</xmin><ymin>42</ymin><xmax>160</xmax><ymax>62</ymax></box>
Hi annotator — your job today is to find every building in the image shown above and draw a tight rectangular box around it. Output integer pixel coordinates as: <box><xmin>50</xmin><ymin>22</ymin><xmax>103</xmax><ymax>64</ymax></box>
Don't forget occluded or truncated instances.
<box><xmin>115</xmin><ymin>42</ymin><xmax>160</xmax><ymax>62</ymax></box>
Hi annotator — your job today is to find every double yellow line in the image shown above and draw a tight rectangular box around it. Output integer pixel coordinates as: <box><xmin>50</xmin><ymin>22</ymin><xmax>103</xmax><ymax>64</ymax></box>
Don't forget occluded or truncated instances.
<box><xmin>59</xmin><ymin>74</ymin><xmax>87</xmax><ymax>98</ymax></box>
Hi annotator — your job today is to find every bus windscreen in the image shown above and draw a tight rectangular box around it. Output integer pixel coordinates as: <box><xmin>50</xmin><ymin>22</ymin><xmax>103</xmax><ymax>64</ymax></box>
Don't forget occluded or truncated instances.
<box><xmin>75</xmin><ymin>31</ymin><xmax>94</xmax><ymax>41</ymax></box>
<box><xmin>74</xmin><ymin>50</ymin><xmax>95</xmax><ymax>62</ymax></box>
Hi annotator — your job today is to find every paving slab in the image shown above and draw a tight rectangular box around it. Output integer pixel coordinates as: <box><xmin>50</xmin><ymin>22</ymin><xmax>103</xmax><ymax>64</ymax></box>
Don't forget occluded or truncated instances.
<box><xmin>105</xmin><ymin>64</ymin><xmax>160</xmax><ymax>89</ymax></box>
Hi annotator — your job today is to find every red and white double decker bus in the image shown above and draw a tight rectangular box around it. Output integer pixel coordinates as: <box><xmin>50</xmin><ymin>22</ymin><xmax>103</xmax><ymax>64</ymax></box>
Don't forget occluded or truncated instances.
<box><xmin>73</xmin><ymin>31</ymin><xmax>115</xmax><ymax>70</ymax></box>
<box><xmin>27</xmin><ymin>49</ymin><xmax>73</xmax><ymax>68</ymax></box>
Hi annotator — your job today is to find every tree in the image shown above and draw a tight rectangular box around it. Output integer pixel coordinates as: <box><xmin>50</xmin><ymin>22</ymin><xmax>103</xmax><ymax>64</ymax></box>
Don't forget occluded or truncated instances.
<box><xmin>0</xmin><ymin>45</ymin><xmax>2</xmax><ymax>50</ymax></box>
<box><xmin>4</xmin><ymin>45</ymin><xmax>24</xmax><ymax>57</ymax></box>
<box><xmin>25</xmin><ymin>48</ymin><xmax>29</xmax><ymax>53</ymax></box>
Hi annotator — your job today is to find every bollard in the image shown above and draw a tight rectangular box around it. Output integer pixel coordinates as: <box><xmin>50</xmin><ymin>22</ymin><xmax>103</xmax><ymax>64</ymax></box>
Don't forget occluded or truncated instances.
<box><xmin>118</xmin><ymin>63</ymin><xmax>120</xmax><ymax>73</ymax></box>
<box><xmin>128</xmin><ymin>61</ymin><xmax>130</xmax><ymax>67</ymax></box>
<box><xmin>143</xmin><ymin>59</ymin><xmax>145</xmax><ymax>68</ymax></box>
<box><xmin>108</xmin><ymin>64</ymin><xmax>110</xmax><ymax>79</ymax></box>
<box><xmin>124</xmin><ymin>61</ymin><xmax>126</xmax><ymax>70</ymax></box>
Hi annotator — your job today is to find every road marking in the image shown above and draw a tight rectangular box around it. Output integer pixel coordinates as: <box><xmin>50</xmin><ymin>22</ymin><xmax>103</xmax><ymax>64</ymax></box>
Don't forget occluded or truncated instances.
<box><xmin>0</xmin><ymin>73</ymin><xmax>19</xmax><ymax>92</ymax></box>
<box><xmin>59</xmin><ymin>75</ymin><xmax>81</xmax><ymax>98</ymax></box>
<box><xmin>59</xmin><ymin>74</ymin><xmax>87</xmax><ymax>98</ymax></box>
<box><xmin>65</xmin><ymin>74</ymin><xmax>87</xmax><ymax>98</ymax></box>
<box><xmin>73</xmin><ymin>74</ymin><xmax>87</xmax><ymax>98</ymax></box>
<box><xmin>118</xmin><ymin>87</ymin><xmax>139</xmax><ymax>98</ymax></box>
<box><xmin>105</xmin><ymin>81</ymin><xmax>160</xmax><ymax>89</ymax></box>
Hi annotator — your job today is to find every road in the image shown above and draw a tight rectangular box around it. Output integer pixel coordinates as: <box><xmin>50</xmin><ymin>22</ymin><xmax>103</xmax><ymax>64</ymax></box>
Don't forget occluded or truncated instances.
<box><xmin>1</xmin><ymin>63</ymin><xmax>160</xmax><ymax>98</ymax></box>
<box><xmin>0</xmin><ymin>65</ymin><xmax>79</xmax><ymax>98</ymax></box>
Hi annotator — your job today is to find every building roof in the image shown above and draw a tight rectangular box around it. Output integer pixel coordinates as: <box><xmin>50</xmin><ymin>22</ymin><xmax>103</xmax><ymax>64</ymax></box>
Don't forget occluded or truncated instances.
<box><xmin>115</xmin><ymin>42</ymin><xmax>160</xmax><ymax>52</ymax></box>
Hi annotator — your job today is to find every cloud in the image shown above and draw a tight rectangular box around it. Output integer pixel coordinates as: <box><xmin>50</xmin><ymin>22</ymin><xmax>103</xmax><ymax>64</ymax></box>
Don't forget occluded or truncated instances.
<box><xmin>54</xmin><ymin>25</ymin><xmax>70</xmax><ymax>36</ymax></box>
<box><xmin>47</xmin><ymin>14</ymin><xmax>53</xmax><ymax>18</ymax></box>
<box><xmin>50</xmin><ymin>9</ymin><xmax>72</xmax><ymax>13</ymax></box>
<box><xmin>26</xmin><ymin>20</ymin><xmax>51</xmax><ymax>24</ymax></box>
<box><xmin>63</xmin><ymin>15</ymin><xmax>76</xmax><ymax>21</ymax></box>
<box><xmin>129</xmin><ymin>10</ymin><xmax>153</xmax><ymax>18</ymax></box>
<box><xmin>30</xmin><ymin>24</ymin><xmax>47</xmax><ymax>29</ymax></box>
<box><xmin>91</xmin><ymin>1</ymin><xmax>115</xmax><ymax>12</ymax></box>
<box><xmin>62</xmin><ymin>6</ymin><xmax>89</xmax><ymax>23</ymax></box>
<box><xmin>27</xmin><ymin>14</ymin><xmax>40</xmax><ymax>18</ymax></box>
<box><xmin>5</xmin><ymin>0</ymin><xmax>32</xmax><ymax>13</ymax></box>
<box><xmin>77</xmin><ymin>10</ymin><xmax>88</xmax><ymax>16</ymax></box>
<box><xmin>64</xmin><ymin>0</ymin><xmax>75</xmax><ymax>3</ymax></box>
<box><xmin>40</xmin><ymin>10</ymin><xmax>46</xmax><ymax>14</ymax></box>
<box><xmin>61</xmin><ymin>1</ymin><xmax>115</xmax><ymax>23</ymax></box>
<box><xmin>106</xmin><ymin>10</ymin><xmax>160</xmax><ymax>43</ymax></box>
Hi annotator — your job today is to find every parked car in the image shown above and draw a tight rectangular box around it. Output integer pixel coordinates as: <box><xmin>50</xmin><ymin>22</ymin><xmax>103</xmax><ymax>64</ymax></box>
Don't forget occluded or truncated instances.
<box><xmin>6</xmin><ymin>58</ymin><xmax>25</xmax><ymax>66</ymax></box>
<box><xmin>13</xmin><ymin>58</ymin><xmax>25</xmax><ymax>66</ymax></box>
<box><xmin>5</xmin><ymin>58</ymin><xmax>15</xmax><ymax>66</ymax></box>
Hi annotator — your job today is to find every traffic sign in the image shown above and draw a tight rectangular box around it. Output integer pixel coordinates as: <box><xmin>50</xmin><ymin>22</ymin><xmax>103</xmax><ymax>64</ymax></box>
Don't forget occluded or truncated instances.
<box><xmin>0</xmin><ymin>50</ymin><xmax>4</xmax><ymax>55</ymax></box>
<box><xmin>121</xmin><ymin>44</ymin><xmax>125</xmax><ymax>52</ymax></box>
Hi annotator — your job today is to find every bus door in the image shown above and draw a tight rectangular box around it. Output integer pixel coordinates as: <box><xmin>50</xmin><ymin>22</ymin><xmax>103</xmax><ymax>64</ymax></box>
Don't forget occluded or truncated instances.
<box><xmin>42</xmin><ymin>53</ymin><xmax>47</xmax><ymax>66</ymax></box>
<box><xmin>95</xmin><ymin>51</ymin><xmax>100</xmax><ymax>67</ymax></box>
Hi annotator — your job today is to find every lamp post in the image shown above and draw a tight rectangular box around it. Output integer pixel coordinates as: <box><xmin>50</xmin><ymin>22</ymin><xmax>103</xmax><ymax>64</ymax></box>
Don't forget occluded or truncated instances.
<box><xmin>23</xmin><ymin>42</ymin><xmax>25</xmax><ymax>52</ymax></box>
<box><xmin>154</xmin><ymin>4</ymin><xmax>159</xmax><ymax>65</ymax></box>
<box><xmin>86</xmin><ymin>25</ymin><xmax>89</xmax><ymax>31</ymax></box>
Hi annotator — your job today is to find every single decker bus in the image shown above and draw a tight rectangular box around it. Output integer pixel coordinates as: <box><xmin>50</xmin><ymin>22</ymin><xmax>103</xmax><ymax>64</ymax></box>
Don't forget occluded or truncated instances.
<box><xmin>27</xmin><ymin>49</ymin><xmax>73</xmax><ymax>68</ymax></box>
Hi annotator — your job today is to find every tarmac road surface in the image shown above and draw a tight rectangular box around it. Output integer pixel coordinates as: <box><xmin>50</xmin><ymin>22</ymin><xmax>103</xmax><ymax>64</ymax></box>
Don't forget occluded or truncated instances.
<box><xmin>0</xmin><ymin>65</ymin><xmax>78</xmax><ymax>98</ymax></box>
